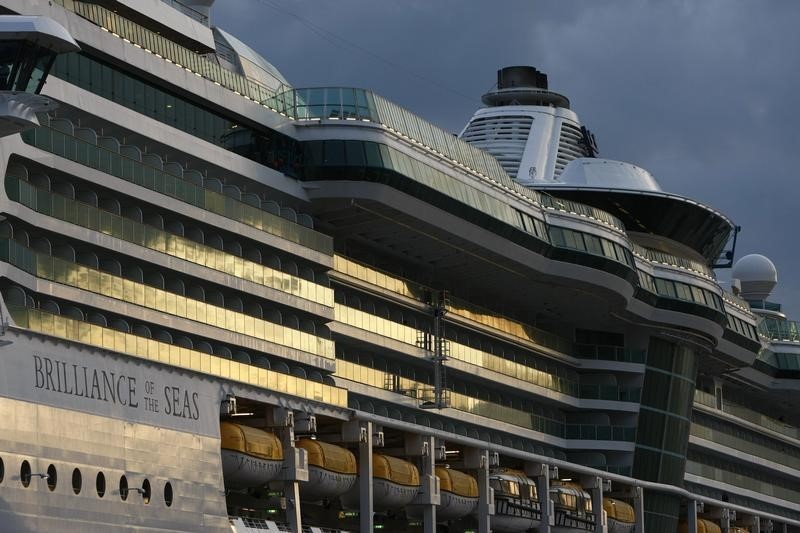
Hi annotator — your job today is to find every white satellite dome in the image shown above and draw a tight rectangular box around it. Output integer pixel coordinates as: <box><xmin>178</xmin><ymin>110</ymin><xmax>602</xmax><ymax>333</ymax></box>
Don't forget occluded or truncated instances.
<box><xmin>555</xmin><ymin>158</ymin><xmax>663</xmax><ymax>192</ymax></box>
<box><xmin>732</xmin><ymin>254</ymin><xmax>778</xmax><ymax>301</ymax></box>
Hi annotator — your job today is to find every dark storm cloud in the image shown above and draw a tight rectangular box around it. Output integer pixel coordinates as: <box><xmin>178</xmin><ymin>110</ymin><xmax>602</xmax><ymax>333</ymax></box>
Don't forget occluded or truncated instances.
<box><xmin>213</xmin><ymin>0</ymin><xmax>800</xmax><ymax>317</ymax></box>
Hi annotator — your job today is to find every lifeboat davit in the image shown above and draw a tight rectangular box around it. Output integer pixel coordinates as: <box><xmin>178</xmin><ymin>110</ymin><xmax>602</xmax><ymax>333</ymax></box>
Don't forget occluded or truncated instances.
<box><xmin>296</xmin><ymin>438</ymin><xmax>357</xmax><ymax>500</ymax></box>
<box><xmin>604</xmin><ymin>497</ymin><xmax>635</xmax><ymax>533</ymax></box>
<box><xmin>489</xmin><ymin>469</ymin><xmax>541</xmax><ymax>532</ymax></box>
<box><xmin>220</xmin><ymin>422</ymin><xmax>283</xmax><ymax>488</ymax></box>
<box><xmin>435</xmin><ymin>466</ymin><xmax>479</xmax><ymax>520</ymax></box>
<box><xmin>341</xmin><ymin>453</ymin><xmax>421</xmax><ymax>510</ymax></box>
<box><xmin>679</xmin><ymin>518</ymin><xmax>722</xmax><ymax>533</ymax></box>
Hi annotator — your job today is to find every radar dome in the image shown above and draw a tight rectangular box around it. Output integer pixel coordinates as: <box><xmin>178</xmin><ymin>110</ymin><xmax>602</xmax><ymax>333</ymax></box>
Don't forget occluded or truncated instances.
<box><xmin>732</xmin><ymin>254</ymin><xmax>777</xmax><ymax>301</ymax></box>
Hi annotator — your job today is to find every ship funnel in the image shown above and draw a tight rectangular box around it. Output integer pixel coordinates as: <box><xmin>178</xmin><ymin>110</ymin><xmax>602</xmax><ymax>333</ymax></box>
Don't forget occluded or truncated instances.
<box><xmin>482</xmin><ymin>65</ymin><xmax>569</xmax><ymax>108</ymax></box>
<box><xmin>497</xmin><ymin>66</ymin><xmax>549</xmax><ymax>90</ymax></box>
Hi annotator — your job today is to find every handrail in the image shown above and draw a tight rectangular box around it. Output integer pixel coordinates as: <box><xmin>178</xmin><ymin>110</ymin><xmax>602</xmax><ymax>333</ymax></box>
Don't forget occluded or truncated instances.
<box><xmin>54</xmin><ymin>0</ymin><xmax>279</xmax><ymax>103</ymax></box>
<box><xmin>274</xmin><ymin>87</ymin><xmax>626</xmax><ymax>233</ymax></box>
<box><xmin>160</xmin><ymin>0</ymin><xmax>208</xmax><ymax>25</ymax></box>
<box><xmin>632</xmin><ymin>243</ymin><xmax>715</xmax><ymax>279</ymax></box>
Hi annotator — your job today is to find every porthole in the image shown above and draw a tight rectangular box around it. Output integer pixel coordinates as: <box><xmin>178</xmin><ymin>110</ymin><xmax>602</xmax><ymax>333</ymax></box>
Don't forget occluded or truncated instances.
<box><xmin>142</xmin><ymin>478</ymin><xmax>151</xmax><ymax>504</ymax></box>
<box><xmin>0</xmin><ymin>456</ymin><xmax>4</xmax><ymax>483</ymax></box>
<box><xmin>20</xmin><ymin>460</ymin><xmax>31</xmax><ymax>488</ymax></box>
<box><xmin>164</xmin><ymin>481</ymin><xmax>173</xmax><ymax>507</ymax></box>
<box><xmin>119</xmin><ymin>475</ymin><xmax>128</xmax><ymax>501</ymax></box>
<box><xmin>72</xmin><ymin>468</ymin><xmax>82</xmax><ymax>495</ymax></box>
<box><xmin>46</xmin><ymin>464</ymin><xmax>57</xmax><ymax>491</ymax></box>
<box><xmin>96</xmin><ymin>471</ymin><xmax>106</xmax><ymax>498</ymax></box>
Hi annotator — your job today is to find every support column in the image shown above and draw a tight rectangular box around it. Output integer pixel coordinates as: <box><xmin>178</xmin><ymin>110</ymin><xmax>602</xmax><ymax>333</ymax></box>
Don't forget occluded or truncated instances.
<box><xmin>687</xmin><ymin>499</ymin><xmax>698</xmax><ymax>533</ymax></box>
<box><xmin>720</xmin><ymin>507</ymin><xmax>733</xmax><ymax>533</ymax></box>
<box><xmin>269</xmin><ymin>408</ymin><xmax>309</xmax><ymax>533</ymax></box>
<box><xmin>407</xmin><ymin>434</ymin><xmax>439</xmax><ymax>533</ymax></box>
<box><xmin>582</xmin><ymin>476</ymin><xmax>604</xmax><ymax>532</ymax></box>
<box><xmin>526</xmin><ymin>463</ymin><xmax>551</xmax><ymax>533</ymax></box>
<box><xmin>634</xmin><ymin>486</ymin><xmax>645</xmax><ymax>533</ymax></box>
<box><xmin>421</xmin><ymin>436</ymin><xmax>438</xmax><ymax>533</ymax></box>
<box><xmin>359</xmin><ymin>421</ymin><xmax>374</xmax><ymax>533</ymax></box>
<box><xmin>465</xmin><ymin>448</ymin><xmax>492</xmax><ymax>533</ymax></box>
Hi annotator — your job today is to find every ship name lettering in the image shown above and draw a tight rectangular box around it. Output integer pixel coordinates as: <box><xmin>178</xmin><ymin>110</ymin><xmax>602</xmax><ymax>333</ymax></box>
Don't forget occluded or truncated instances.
<box><xmin>163</xmin><ymin>386</ymin><xmax>199</xmax><ymax>420</ymax></box>
<box><xmin>33</xmin><ymin>355</ymin><xmax>138</xmax><ymax>408</ymax></box>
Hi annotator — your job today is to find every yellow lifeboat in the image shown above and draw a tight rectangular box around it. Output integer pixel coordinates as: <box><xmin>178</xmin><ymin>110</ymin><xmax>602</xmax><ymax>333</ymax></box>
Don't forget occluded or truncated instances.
<box><xmin>340</xmin><ymin>453</ymin><xmax>421</xmax><ymax>510</ymax></box>
<box><xmin>550</xmin><ymin>481</ymin><xmax>595</xmax><ymax>532</ymax></box>
<box><xmin>678</xmin><ymin>518</ymin><xmax>722</xmax><ymax>533</ymax></box>
<box><xmin>604</xmin><ymin>497</ymin><xmax>635</xmax><ymax>533</ymax></box>
<box><xmin>296</xmin><ymin>438</ymin><xmax>357</xmax><ymax>500</ymax></box>
<box><xmin>435</xmin><ymin>466</ymin><xmax>479</xmax><ymax>520</ymax></box>
<box><xmin>489</xmin><ymin>468</ymin><xmax>541</xmax><ymax>532</ymax></box>
<box><xmin>220</xmin><ymin>422</ymin><xmax>283</xmax><ymax>488</ymax></box>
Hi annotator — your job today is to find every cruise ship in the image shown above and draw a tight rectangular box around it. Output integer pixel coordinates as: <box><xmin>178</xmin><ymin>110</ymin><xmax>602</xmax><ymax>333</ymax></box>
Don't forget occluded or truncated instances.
<box><xmin>0</xmin><ymin>1</ymin><xmax>798</xmax><ymax>532</ymax></box>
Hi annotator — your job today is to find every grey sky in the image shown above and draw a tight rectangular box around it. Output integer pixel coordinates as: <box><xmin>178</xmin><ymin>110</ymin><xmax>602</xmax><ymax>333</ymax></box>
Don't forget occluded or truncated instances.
<box><xmin>213</xmin><ymin>0</ymin><xmax>800</xmax><ymax>318</ymax></box>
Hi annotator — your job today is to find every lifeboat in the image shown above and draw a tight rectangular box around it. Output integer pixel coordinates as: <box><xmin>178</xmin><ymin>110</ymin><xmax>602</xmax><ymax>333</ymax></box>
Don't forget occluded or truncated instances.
<box><xmin>489</xmin><ymin>469</ymin><xmax>541</xmax><ymax>532</ymax></box>
<box><xmin>340</xmin><ymin>453</ymin><xmax>421</xmax><ymax>510</ymax></box>
<box><xmin>220</xmin><ymin>422</ymin><xmax>283</xmax><ymax>488</ymax></box>
<box><xmin>678</xmin><ymin>518</ymin><xmax>722</xmax><ymax>533</ymax></box>
<box><xmin>296</xmin><ymin>438</ymin><xmax>357</xmax><ymax>500</ymax></box>
<box><xmin>435</xmin><ymin>466</ymin><xmax>479</xmax><ymax>520</ymax></box>
<box><xmin>551</xmin><ymin>481</ymin><xmax>595</xmax><ymax>532</ymax></box>
<box><xmin>604</xmin><ymin>497</ymin><xmax>635</xmax><ymax>533</ymax></box>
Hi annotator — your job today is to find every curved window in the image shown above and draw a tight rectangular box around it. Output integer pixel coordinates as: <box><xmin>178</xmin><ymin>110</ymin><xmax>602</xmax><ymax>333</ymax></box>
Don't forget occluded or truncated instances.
<box><xmin>46</xmin><ymin>464</ymin><xmax>57</xmax><ymax>492</ymax></box>
<box><xmin>119</xmin><ymin>475</ymin><xmax>128</xmax><ymax>501</ymax></box>
<box><xmin>164</xmin><ymin>481</ymin><xmax>173</xmax><ymax>507</ymax></box>
<box><xmin>20</xmin><ymin>460</ymin><xmax>31</xmax><ymax>488</ymax></box>
<box><xmin>72</xmin><ymin>468</ymin><xmax>82</xmax><ymax>495</ymax></box>
<box><xmin>96</xmin><ymin>471</ymin><xmax>106</xmax><ymax>498</ymax></box>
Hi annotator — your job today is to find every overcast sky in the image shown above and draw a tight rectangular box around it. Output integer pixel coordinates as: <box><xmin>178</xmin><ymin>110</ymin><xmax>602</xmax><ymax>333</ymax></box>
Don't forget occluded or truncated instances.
<box><xmin>213</xmin><ymin>0</ymin><xmax>800</xmax><ymax>318</ymax></box>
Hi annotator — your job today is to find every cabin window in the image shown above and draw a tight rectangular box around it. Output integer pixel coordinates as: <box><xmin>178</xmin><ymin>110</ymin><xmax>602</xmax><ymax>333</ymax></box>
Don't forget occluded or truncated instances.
<box><xmin>20</xmin><ymin>460</ymin><xmax>31</xmax><ymax>488</ymax></box>
<box><xmin>164</xmin><ymin>481</ymin><xmax>174</xmax><ymax>507</ymax></box>
<box><xmin>96</xmin><ymin>472</ymin><xmax>106</xmax><ymax>498</ymax></box>
<box><xmin>142</xmin><ymin>479</ymin><xmax>152</xmax><ymax>504</ymax></box>
<box><xmin>46</xmin><ymin>464</ymin><xmax>57</xmax><ymax>492</ymax></box>
<box><xmin>72</xmin><ymin>468</ymin><xmax>82</xmax><ymax>495</ymax></box>
<box><xmin>119</xmin><ymin>475</ymin><xmax>129</xmax><ymax>501</ymax></box>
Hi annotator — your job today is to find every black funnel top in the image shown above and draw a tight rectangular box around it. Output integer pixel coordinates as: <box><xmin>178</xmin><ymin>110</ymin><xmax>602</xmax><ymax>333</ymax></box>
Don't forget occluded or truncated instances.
<box><xmin>482</xmin><ymin>65</ymin><xmax>569</xmax><ymax>108</ymax></box>
<box><xmin>497</xmin><ymin>66</ymin><xmax>548</xmax><ymax>90</ymax></box>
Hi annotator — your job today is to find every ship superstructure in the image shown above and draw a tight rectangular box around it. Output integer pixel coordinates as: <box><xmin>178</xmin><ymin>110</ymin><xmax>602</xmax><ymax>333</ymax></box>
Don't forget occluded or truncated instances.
<box><xmin>0</xmin><ymin>2</ymin><xmax>797</xmax><ymax>533</ymax></box>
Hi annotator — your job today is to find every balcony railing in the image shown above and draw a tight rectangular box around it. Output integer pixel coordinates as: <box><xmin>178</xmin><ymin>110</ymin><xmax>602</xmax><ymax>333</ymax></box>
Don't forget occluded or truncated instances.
<box><xmin>0</xmin><ymin>240</ymin><xmax>335</xmax><ymax>359</ymax></box>
<box><xmin>694</xmin><ymin>389</ymin><xmax>800</xmax><ymax>440</ymax></box>
<box><xmin>20</xmin><ymin>125</ymin><xmax>333</xmax><ymax>254</ymax></box>
<box><xmin>53</xmin><ymin>0</ymin><xmax>279</xmax><ymax>102</ymax></box>
<box><xmin>336</xmin><ymin>360</ymin><xmax>636</xmax><ymax>441</ymax></box>
<box><xmin>6</xmin><ymin>177</ymin><xmax>334</xmax><ymax>308</ymax></box>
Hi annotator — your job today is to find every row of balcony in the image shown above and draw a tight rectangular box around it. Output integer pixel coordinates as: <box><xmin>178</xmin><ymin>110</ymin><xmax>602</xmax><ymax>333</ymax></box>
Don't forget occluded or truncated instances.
<box><xmin>6</xmin><ymin>175</ymin><xmax>334</xmax><ymax>308</ymax></box>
